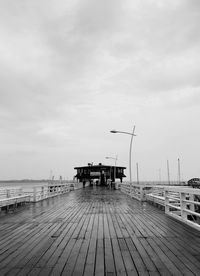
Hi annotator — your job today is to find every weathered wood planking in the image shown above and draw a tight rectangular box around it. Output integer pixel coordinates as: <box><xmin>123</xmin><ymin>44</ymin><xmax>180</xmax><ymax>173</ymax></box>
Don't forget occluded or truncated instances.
<box><xmin>0</xmin><ymin>187</ymin><xmax>200</xmax><ymax>276</ymax></box>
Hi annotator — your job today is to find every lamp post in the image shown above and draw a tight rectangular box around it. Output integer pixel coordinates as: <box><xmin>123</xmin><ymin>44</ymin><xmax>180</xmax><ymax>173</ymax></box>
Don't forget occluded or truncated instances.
<box><xmin>136</xmin><ymin>162</ymin><xmax>139</xmax><ymax>185</ymax></box>
<box><xmin>105</xmin><ymin>155</ymin><xmax>118</xmax><ymax>182</ymax></box>
<box><xmin>110</xmin><ymin>125</ymin><xmax>136</xmax><ymax>185</ymax></box>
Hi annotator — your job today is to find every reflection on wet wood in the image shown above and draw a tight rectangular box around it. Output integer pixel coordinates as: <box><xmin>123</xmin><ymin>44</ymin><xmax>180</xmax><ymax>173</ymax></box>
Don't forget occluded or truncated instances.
<box><xmin>0</xmin><ymin>186</ymin><xmax>200</xmax><ymax>275</ymax></box>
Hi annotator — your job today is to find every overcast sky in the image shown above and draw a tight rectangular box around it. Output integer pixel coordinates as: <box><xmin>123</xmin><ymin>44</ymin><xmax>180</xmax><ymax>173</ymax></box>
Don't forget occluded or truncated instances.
<box><xmin>0</xmin><ymin>0</ymin><xmax>200</xmax><ymax>181</ymax></box>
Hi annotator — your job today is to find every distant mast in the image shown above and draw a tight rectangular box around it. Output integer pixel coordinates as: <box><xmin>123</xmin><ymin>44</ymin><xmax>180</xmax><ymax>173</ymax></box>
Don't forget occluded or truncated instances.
<box><xmin>159</xmin><ymin>168</ymin><xmax>161</xmax><ymax>183</ymax></box>
<box><xmin>178</xmin><ymin>158</ymin><xmax>181</xmax><ymax>185</ymax></box>
<box><xmin>49</xmin><ymin>169</ymin><xmax>53</xmax><ymax>181</ymax></box>
<box><xmin>167</xmin><ymin>160</ymin><xmax>170</xmax><ymax>185</ymax></box>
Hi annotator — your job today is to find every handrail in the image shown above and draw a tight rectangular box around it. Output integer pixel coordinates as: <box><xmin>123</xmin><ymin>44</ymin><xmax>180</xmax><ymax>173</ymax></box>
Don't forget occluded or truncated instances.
<box><xmin>165</xmin><ymin>187</ymin><xmax>200</xmax><ymax>230</ymax></box>
<box><xmin>22</xmin><ymin>181</ymin><xmax>89</xmax><ymax>202</ymax></box>
<box><xmin>120</xmin><ymin>182</ymin><xmax>200</xmax><ymax>230</ymax></box>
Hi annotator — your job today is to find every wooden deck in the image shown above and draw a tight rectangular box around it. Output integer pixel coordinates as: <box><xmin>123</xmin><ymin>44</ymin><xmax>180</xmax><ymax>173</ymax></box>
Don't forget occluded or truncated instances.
<box><xmin>0</xmin><ymin>186</ymin><xmax>200</xmax><ymax>276</ymax></box>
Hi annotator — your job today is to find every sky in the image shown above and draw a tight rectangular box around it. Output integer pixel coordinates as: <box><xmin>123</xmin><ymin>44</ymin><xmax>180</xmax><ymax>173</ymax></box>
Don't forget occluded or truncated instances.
<box><xmin>0</xmin><ymin>0</ymin><xmax>200</xmax><ymax>181</ymax></box>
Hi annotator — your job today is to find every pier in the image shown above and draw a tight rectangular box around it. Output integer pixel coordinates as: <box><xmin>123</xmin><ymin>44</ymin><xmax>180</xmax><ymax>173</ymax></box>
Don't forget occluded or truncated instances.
<box><xmin>0</xmin><ymin>186</ymin><xmax>200</xmax><ymax>275</ymax></box>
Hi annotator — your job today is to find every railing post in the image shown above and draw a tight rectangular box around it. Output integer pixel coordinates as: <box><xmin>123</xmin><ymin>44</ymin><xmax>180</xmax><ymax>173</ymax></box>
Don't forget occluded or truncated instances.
<box><xmin>33</xmin><ymin>187</ymin><xmax>37</xmax><ymax>202</ymax></box>
<box><xmin>180</xmin><ymin>192</ymin><xmax>187</xmax><ymax>221</ymax></box>
<box><xmin>165</xmin><ymin>190</ymin><xmax>169</xmax><ymax>214</ymax></box>
<box><xmin>189</xmin><ymin>193</ymin><xmax>195</xmax><ymax>212</ymax></box>
<box><xmin>48</xmin><ymin>186</ymin><xmax>50</xmax><ymax>197</ymax></box>
<box><xmin>130</xmin><ymin>184</ymin><xmax>133</xmax><ymax>197</ymax></box>
<box><xmin>42</xmin><ymin>186</ymin><xmax>44</xmax><ymax>199</ymax></box>
<box><xmin>6</xmin><ymin>189</ymin><xmax>11</xmax><ymax>198</ymax></box>
<box><xmin>140</xmin><ymin>186</ymin><xmax>144</xmax><ymax>201</ymax></box>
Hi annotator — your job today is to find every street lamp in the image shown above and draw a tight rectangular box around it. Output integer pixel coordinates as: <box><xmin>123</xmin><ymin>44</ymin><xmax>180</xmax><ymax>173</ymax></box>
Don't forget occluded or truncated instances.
<box><xmin>110</xmin><ymin>125</ymin><xmax>136</xmax><ymax>185</ymax></box>
<box><xmin>105</xmin><ymin>155</ymin><xmax>118</xmax><ymax>182</ymax></box>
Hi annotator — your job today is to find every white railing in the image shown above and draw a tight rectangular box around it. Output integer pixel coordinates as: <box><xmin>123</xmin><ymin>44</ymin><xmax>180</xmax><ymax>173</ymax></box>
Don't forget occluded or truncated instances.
<box><xmin>120</xmin><ymin>181</ymin><xmax>188</xmax><ymax>202</ymax></box>
<box><xmin>120</xmin><ymin>182</ymin><xmax>154</xmax><ymax>201</ymax></box>
<box><xmin>138</xmin><ymin>181</ymin><xmax>187</xmax><ymax>186</ymax></box>
<box><xmin>0</xmin><ymin>187</ymin><xmax>30</xmax><ymax>209</ymax></box>
<box><xmin>22</xmin><ymin>181</ymin><xmax>89</xmax><ymax>202</ymax></box>
<box><xmin>120</xmin><ymin>182</ymin><xmax>200</xmax><ymax>230</ymax></box>
<box><xmin>0</xmin><ymin>187</ymin><xmax>24</xmax><ymax>199</ymax></box>
<box><xmin>120</xmin><ymin>182</ymin><xmax>131</xmax><ymax>195</ymax></box>
<box><xmin>23</xmin><ymin>182</ymin><xmax>72</xmax><ymax>202</ymax></box>
<box><xmin>165</xmin><ymin>187</ymin><xmax>200</xmax><ymax>230</ymax></box>
<box><xmin>23</xmin><ymin>185</ymin><xmax>49</xmax><ymax>202</ymax></box>
<box><xmin>48</xmin><ymin>182</ymin><xmax>71</xmax><ymax>197</ymax></box>
<box><xmin>146</xmin><ymin>187</ymin><xmax>165</xmax><ymax>206</ymax></box>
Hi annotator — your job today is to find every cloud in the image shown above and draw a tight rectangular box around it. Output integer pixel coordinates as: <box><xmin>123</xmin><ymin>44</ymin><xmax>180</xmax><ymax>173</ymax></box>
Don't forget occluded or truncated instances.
<box><xmin>0</xmin><ymin>0</ymin><xmax>200</xmax><ymax>179</ymax></box>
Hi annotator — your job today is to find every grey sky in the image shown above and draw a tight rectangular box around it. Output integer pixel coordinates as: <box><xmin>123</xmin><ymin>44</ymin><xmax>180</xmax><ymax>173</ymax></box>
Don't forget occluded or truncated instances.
<box><xmin>0</xmin><ymin>0</ymin><xmax>200</xmax><ymax>181</ymax></box>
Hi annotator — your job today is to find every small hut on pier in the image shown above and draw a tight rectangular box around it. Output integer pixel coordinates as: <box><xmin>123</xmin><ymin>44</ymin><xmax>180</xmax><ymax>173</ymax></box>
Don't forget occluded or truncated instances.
<box><xmin>74</xmin><ymin>163</ymin><xmax>126</xmax><ymax>186</ymax></box>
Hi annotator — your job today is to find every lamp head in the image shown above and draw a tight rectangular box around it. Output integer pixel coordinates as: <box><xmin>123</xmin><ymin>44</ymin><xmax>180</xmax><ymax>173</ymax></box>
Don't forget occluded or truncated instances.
<box><xmin>110</xmin><ymin>130</ymin><xmax>117</xmax><ymax>133</ymax></box>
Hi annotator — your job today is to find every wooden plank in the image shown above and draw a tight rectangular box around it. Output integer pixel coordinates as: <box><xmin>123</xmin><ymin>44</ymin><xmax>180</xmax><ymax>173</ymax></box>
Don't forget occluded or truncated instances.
<box><xmin>8</xmin><ymin>224</ymin><xmax>61</xmax><ymax>275</ymax></box>
<box><xmin>105</xmin><ymin>205</ymin><xmax>117</xmax><ymax>239</ymax></box>
<box><xmin>61</xmin><ymin>238</ymin><xmax>83</xmax><ymax>275</ymax></box>
<box><xmin>50</xmin><ymin>239</ymin><xmax>76</xmax><ymax>276</ymax></box>
<box><xmin>111</xmin><ymin>238</ymin><xmax>127</xmax><ymax>276</ymax></box>
<box><xmin>43</xmin><ymin>202</ymin><xmax>92</xmax><ymax>269</ymax></box>
<box><xmin>110</xmin><ymin>211</ymin><xmax>123</xmax><ymax>238</ymax></box>
<box><xmin>146</xmin><ymin>237</ymin><xmax>184</xmax><ymax>275</ymax></box>
<box><xmin>72</xmin><ymin>207</ymin><xmax>95</xmax><ymax>275</ymax></box>
<box><xmin>83</xmin><ymin>203</ymin><xmax>99</xmax><ymax>276</ymax></box>
<box><xmin>95</xmin><ymin>238</ymin><xmax>104</xmax><ymax>276</ymax></box>
<box><xmin>0</xmin><ymin>222</ymin><xmax>57</xmax><ymax>269</ymax></box>
<box><xmin>0</xmin><ymin>186</ymin><xmax>200</xmax><ymax>276</ymax></box>
<box><xmin>0</xmin><ymin>196</ymin><xmax>86</xmax><ymax>274</ymax></box>
<box><xmin>118</xmin><ymin>238</ymin><xmax>138</xmax><ymax>275</ymax></box>
<box><xmin>50</xmin><ymin>203</ymin><xmax>93</xmax><ymax>274</ymax></box>
<box><xmin>125</xmin><ymin>237</ymin><xmax>149</xmax><ymax>276</ymax></box>
<box><xmin>139</xmin><ymin>237</ymin><xmax>173</xmax><ymax>275</ymax></box>
<box><xmin>164</xmin><ymin>237</ymin><xmax>200</xmax><ymax>273</ymax></box>
<box><xmin>72</xmin><ymin>239</ymin><xmax>90</xmax><ymax>276</ymax></box>
<box><xmin>104</xmin><ymin>238</ymin><xmax>116</xmax><ymax>275</ymax></box>
<box><xmin>116</xmin><ymin>211</ymin><xmax>163</xmax><ymax>274</ymax></box>
<box><xmin>152</xmin><ymin>238</ymin><xmax>197</xmax><ymax>276</ymax></box>
<box><xmin>104</xmin><ymin>203</ymin><xmax>127</xmax><ymax>275</ymax></box>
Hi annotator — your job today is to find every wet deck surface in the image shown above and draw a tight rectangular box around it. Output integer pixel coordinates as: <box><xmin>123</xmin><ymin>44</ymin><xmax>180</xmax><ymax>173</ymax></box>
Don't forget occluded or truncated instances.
<box><xmin>0</xmin><ymin>186</ymin><xmax>200</xmax><ymax>276</ymax></box>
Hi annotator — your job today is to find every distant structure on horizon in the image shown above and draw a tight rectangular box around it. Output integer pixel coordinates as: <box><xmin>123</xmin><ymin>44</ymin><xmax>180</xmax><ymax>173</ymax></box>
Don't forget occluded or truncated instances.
<box><xmin>74</xmin><ymin>163</ymin><xmax>126</xmax><ymax>186</ymax></box>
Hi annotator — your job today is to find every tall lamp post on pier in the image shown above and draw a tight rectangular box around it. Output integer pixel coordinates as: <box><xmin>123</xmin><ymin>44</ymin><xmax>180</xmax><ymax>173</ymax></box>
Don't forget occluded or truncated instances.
<box><xmin>110</xmin><ymin>125</ymin><xmax>136</xmax><ymax>185</ymax></box>
<box><xmin>105</xmin><ymin>155</ymin><xmax>118</xmax><ymax>182</ymax></box>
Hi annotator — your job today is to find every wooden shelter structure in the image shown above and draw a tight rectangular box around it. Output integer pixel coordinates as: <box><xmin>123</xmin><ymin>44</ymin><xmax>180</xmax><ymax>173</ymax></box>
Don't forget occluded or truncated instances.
<box><xmin>74</xmin><ymin>163</ymin><xmax>126</xmax><ymax>186</ymax></box>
